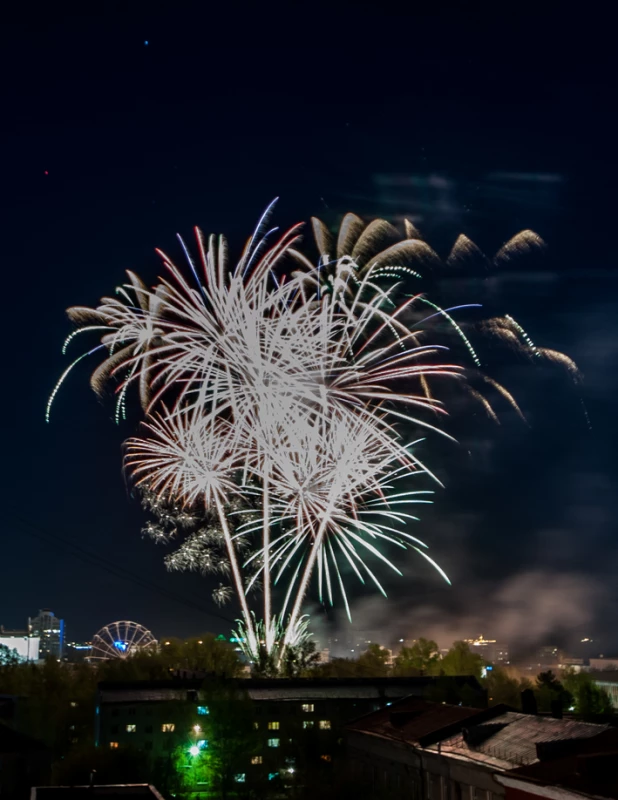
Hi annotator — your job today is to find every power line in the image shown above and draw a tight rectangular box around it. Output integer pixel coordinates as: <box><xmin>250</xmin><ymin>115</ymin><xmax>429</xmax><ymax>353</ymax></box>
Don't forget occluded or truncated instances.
<box><xmin>8</xmin><ymin>511</ymin><xmax>237</xmax><ymax>627</ymax></box>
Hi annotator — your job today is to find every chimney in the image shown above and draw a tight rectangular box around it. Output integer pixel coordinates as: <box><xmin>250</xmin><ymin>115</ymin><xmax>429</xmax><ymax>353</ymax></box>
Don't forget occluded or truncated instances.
<box><xmin>521</xmin><ymin>689</ymin><xmax>537</xmax><ymax>715</ymax></box>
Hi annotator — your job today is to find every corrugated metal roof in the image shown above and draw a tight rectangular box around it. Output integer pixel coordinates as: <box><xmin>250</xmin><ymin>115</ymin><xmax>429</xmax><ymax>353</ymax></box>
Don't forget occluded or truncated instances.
<box><xmin>346</xmin><ymin>697</ymin><xmax>491</xmax><ymax>742</ymax></box>
<box><xmin>431</xmin><ymin>712</ymin><xmax>610</xmax><ymax>769</ymax></box>
<box><xmin>99</xmin><ymin>677</ymin><xmax>480</xmax><ymax>704</ymax></box>
<box><xmin>247</xmin><ymin>686</ymin><xmax>412</xmax><ymax>700</ymax></box>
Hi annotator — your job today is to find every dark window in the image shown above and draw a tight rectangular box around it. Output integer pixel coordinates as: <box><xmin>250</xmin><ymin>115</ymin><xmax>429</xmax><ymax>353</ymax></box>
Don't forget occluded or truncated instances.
<box><xmin>187</xmin><ymin>690</ymin><xmax>198</xmax><ymax>702</ymax></box>
<box><xmin>128</xmin><ymin>708</ymin><xmax>137</xmax><ymax>716</ymax></box>
<box><xmin>111</xmin><ymin>709</ymin><xmax>119</xmax><ymax>717</ymax></box>
<box><xmin>111</xmin><ymin>725</ymin><xmax>119</xmax><ymax>735</ymax></box>
<box><xmin>145</xmin><ymin>741</ymin><xmax>153</xmax><ymax>751</ymax></box>
<box><xmin>165</xmin><ymin>739</ymin><xmax>174</xmax><ymax>751</ymax></box>
<box><xmin>145</xmin><ymin>725</ymin><xmax>153</xmax><ymax>734</ymax></box>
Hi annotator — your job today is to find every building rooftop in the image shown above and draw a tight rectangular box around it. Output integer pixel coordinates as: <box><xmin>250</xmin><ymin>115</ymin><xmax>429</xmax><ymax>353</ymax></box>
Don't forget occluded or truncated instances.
<box><xmin>498</xmin><ymin>728</ymin><xmax>618</xmax><ymax>800</ymax></box>
<box><xmin>346</xmin><ymin>696</ymin><xmax>507</xmax><ymax>746</ymax></box>
<box><xmin>347</xmin><ymin>698</ymin><xmax>611</xmax><ymax>771</ymax></box>
<box><xmin>32</xmin><ymin>786</ymin><xmax>164</xmax><ymax>799</ymax></box>
<box><xmin>432</xmin><ymin>711</ymin><xmax>610</xmax><ymax>769</ymax></box>
<box><xmin>98</xmin><ymin>675</ymin><xmax>485</xmax><ymax>704</ymax></box>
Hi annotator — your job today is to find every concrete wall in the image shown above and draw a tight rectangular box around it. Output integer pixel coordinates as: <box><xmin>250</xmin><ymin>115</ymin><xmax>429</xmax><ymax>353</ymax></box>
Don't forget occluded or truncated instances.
<box><xmin>346</xmin><ymin>730</ymin><xmax>504</xmax><ymax>800</ymax></box>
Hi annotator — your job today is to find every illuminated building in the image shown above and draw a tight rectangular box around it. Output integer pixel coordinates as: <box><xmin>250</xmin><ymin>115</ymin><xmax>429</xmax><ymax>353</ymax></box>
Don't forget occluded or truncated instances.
<box><xmin>28</xmin><ymin>609</ymin><xmax>64</xmax><ymax>660</ymax></box>
<box><xmin>536</xmin><ymin>645</ymin><xmax>559</xmax><ymax>665</ymax></box>
<box><xmin>63</xmin><ymin>642</ymin><xmax>93</xmax><ymax>663</ymax></box>
<box><xmin>96</xmin><ymin>675</ymin><xmax>485</xmax><ymax>790</ymax></box>
<box><xmin>465</xmin><ymin>636</ymin><xmax>510</xmax><ymax>664</ymax></box>
<box><xmin>0</xmin><ymin>628</ymin><xmax>40</xmax><ymax>661</ymax></box>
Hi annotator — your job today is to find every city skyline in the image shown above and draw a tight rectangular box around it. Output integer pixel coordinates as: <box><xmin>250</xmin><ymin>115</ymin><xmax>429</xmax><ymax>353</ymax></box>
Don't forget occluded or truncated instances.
<box><xmin>2</xmin><ymin>6</ymin><xmax>618</xmax><ymax>652</ymax></box>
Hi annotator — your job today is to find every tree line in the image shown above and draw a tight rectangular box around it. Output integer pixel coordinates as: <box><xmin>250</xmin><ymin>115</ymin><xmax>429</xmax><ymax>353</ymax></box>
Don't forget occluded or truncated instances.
<box><xmin>0</xmin><ymin>635</ymin><xmax>614</xmax><ymax>796</ymax></box>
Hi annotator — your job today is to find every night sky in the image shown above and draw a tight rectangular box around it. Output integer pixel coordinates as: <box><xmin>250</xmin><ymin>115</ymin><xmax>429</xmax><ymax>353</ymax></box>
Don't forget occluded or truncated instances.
<box><xmin>2</xmin><ymin>3</ymin><xmax>617</xmax><ymax>653</ymax></box>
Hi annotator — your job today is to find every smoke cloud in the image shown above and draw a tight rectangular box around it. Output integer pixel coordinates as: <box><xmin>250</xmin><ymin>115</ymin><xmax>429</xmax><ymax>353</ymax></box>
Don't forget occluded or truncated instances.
<box><xmin>320</xmin><ymin>569</ymin><xmax>606</xmax><ymax>657</ymax></box>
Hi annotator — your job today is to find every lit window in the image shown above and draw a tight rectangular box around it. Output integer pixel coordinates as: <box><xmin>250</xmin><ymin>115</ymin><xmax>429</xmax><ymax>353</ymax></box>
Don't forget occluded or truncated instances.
<box><xmin>303</xmin><ymin>720</ymin><xmax>314</xmax><ymax>729</ymax></box>
<box><xmin>161</xmin><ymin>723</ymin><xmax>175</xmax><ymax>732</ymax></box>
<box><xmin>301</xmin><ymin>703</ymin><xmax>315</xmax><ymax>713</ymax></box>
<box><xmin>193</xmin><ymin>724</ymin><xmax>201</xmax><ymax>733</ymax></box>
<box><xmin>109</xmin><ymin>741</ymin><xmax>119</xmax><ymax>749</ymax></box>
<box><xmin>197</xmin><ymin>705</ymin><xmax>209</xmax><ymax>715</ymax></box>
<box><xmin>268</xmin><ymin>738</ymin><xmax>280</xmax><ymax>748</ymax></box>
<box><xmin>268</xmin><ymin>773</ymin><xmax>278</xmax><ymax>781</ymax></box>
<box><xmin>251</xmin><ymin>756</ymin><xmax>263</xmax><ymax>765</ymax></box>
<box><xmin>234</xmin><ymin>774</ymin><xmax>246</xmax><ymax>783</ymax></box>
<box><xmin>197</xmin><ymin>739</ymin><xmax>208</xmax><ymax>750</ymax></box>
<box><xmin>126</xmin><ymin>724</ymin><xmax>136</xmax><ymax>733</ymax></box>
<box><xmin>253</xmin><ymin>721</ymin><xmax>259</xmax><ymax>729</ymax></box>
<box><xmin>321</xmin><ymin>754</ymin><xmax>332</xmax><ymax>762</ymax></box>
<box><xmin>70</xmin><ymin>701</ymin><xmax>78</xmax><ymax>708</ymax></box>
<box><xmin>268</xmin><ymin>721</ymin><xmax>280</xmax><ymax>730</ymax></box>
<box><xmin>319</xmin><ymin>720</ymin><xmax>331</xmax><ymax>730</ymax></box>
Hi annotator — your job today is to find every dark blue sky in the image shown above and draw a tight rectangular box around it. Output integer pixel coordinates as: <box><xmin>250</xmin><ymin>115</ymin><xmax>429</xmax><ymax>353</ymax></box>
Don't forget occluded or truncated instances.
<box><xmin>1</xmin><ymin>2</ymin><xmax>617</xmax><ymax>652</ymax></box>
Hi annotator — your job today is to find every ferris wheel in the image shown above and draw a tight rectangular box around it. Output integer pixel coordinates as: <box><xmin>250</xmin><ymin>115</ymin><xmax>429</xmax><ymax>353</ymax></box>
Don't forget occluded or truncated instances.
<box><xmin>90</xmin><ymin>621</ymin><xmax>158</xmax><ymax>661</ymax></box>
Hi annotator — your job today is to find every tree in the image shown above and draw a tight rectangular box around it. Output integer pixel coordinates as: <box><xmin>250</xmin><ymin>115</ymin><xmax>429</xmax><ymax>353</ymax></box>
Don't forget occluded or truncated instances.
<box><xmin>309</xmin><ymin>657</ymin><xmax>365</xmax><ymax>679</ymax></box>
<box><xmin>196</xmin><ymin>681</ymin><xmax>260</xmax><ymax>799</ymax></box>
<box><xmin>281</xmin><ymin>639</ymin><xmax>321</xmax><ymax>677</ymax></box>
<box><xmin>485</xmin><ymin>667</ymin><xmax>532</xmax><ymax>709</ymax></box>
<box><xmin>0</xmin><ymin>643</ymin><xmax>21</xmax><ymax>666</ymax></box>
<box><xmin>440</xmin><ymin>641</ymin><xmax>484</xmax><ymax>678</ymax></box>
<box><xmin>535</xmin><ymin>670</ymin><xmax>573</xmax><ymax>713</ymax></box>
<box><xmin>561</xmin><ymin>669</ymin><xmax>614</xmax><ymax>716</ymax></box>
<box><xmin>393</xmin><ymin>638</ymin><xmax>440</xmax><ymax>676</ymax></box>
<box><xmin>98</xmin><ymin>634</ymin><xmax>243</xmax><ymax>682</ymax></box>
<box><xmin>158</xmin><ymin>634</ymin><xmax>243</xmax><ymax>677</ymax></box>
<box><xmin>355</xmin><ymin>643</ymin><xmax>390</xmax><ymax>677</ymax></box>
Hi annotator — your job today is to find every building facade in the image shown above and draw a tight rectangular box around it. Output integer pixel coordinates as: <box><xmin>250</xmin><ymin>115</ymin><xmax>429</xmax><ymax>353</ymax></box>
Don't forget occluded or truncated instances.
<box><xmin>96</xmin><ymin>676</ymin><xmax>485</xmax><ymax>791</ymax></box>
<box><xmin>466</xmin><ymin>636</ymin><xmax>510</xmax><ymax>665</ymax></box>
<box><xmin>345</xmin><ymin>697</ymin><xmax>611</xmax><ymax>800</ymax></box>
<box><xmin>28</xmin><ymin>610</ymin><xmax>64</xmax><ymax>660</ymax></box>
<box><xmin>0</xmin><ymin>628</ymin><xmax>40</xmax><ymax>661</ymax></box>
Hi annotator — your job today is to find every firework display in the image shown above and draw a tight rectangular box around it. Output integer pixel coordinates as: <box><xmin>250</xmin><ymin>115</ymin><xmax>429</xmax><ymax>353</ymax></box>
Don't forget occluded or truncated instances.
<box><xmin>49</xmin><ymin>202</ymin><xmax>578</xmax><ymax>662</ymax></box>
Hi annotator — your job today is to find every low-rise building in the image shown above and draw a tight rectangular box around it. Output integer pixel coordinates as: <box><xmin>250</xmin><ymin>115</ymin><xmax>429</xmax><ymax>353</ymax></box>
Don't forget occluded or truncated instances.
<box><xmin>345</xmin><ymin>696</ymin><xmax>610</xmax><ymax>799</ymax></box>
<box><xmin>495</xmin><ymin>727</ymin><xmax>618</xmax><ymax>800</ymax></box>
<box><xmin>96</xmin><ymin>675</ymin><xmax>485</xmax><ymax>790</ymax></box>
<box><xmin>465</xmin><ymin>636</ymin><xmax>510</xmax><ymax>665</ymax></box>
<box><xmin>589</xmin><ymin>657</ymin><xmax>618</xmax><ymax>671</ymax></box>
<box><xmin>0</xmin><ymin>628</ymin><xmax>40</xmax><ymax>662</ymax></box>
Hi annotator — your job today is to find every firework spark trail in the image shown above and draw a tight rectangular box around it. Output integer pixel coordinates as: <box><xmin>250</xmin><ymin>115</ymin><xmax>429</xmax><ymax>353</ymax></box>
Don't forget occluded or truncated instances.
<box><xmin>55</xmin><ymin>203</ymin><xmax>554</xmax><ymax>662</ymax></box>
